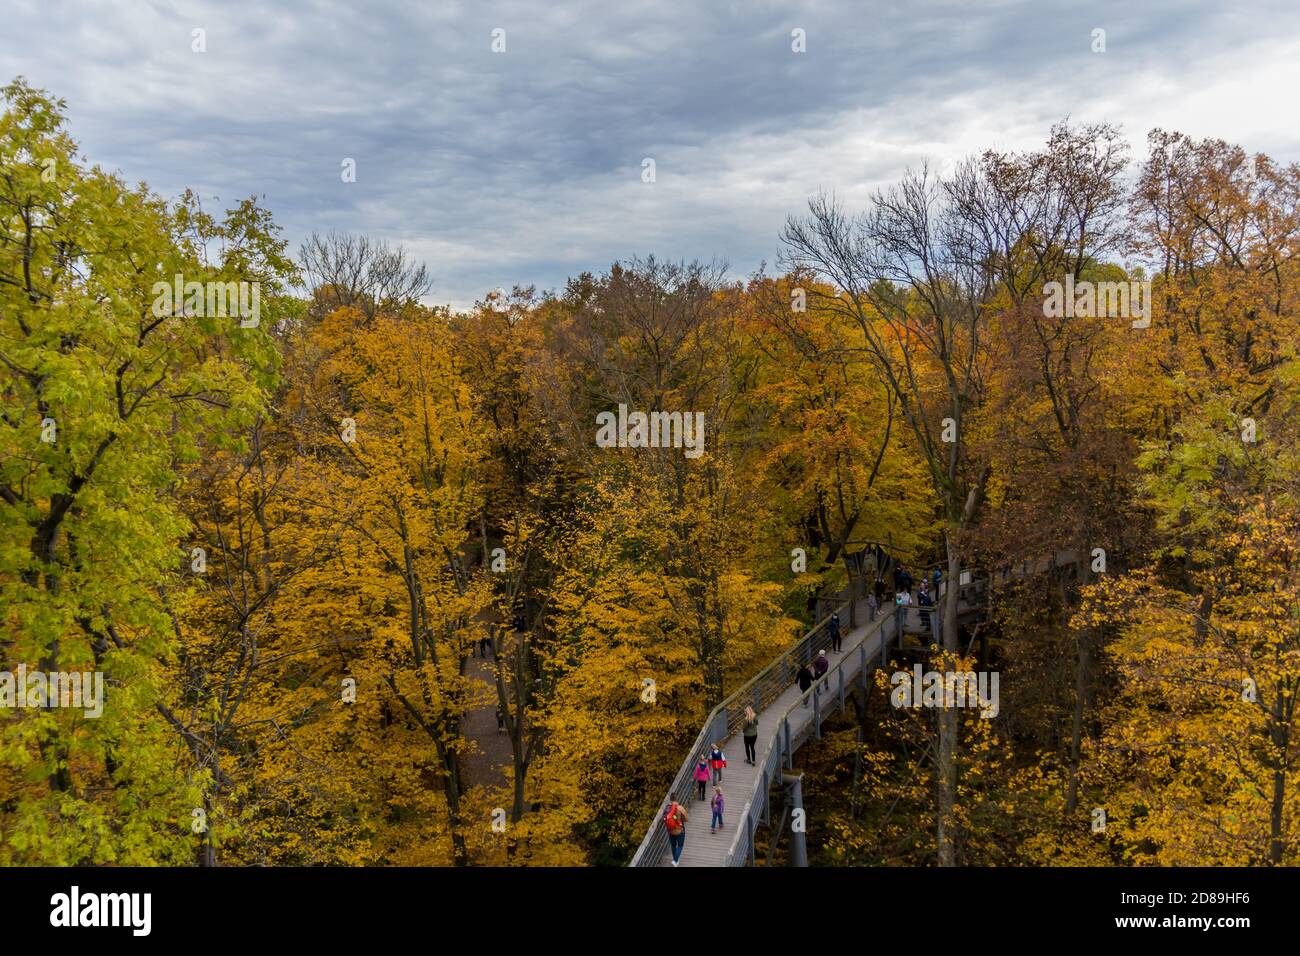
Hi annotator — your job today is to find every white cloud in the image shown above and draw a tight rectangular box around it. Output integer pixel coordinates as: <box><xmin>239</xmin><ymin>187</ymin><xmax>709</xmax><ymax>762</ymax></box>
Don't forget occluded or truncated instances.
<box><xmin>3</xmin><ymin>0</ymin><xmax>1298</xmax><ymax>310</ymax></box>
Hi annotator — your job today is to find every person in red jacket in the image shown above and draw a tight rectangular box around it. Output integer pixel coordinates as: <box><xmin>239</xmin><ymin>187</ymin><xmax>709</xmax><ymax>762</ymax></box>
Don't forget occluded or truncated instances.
<box><xmin>708</xmin><ymin>743</ymin><xmax>727</xmax><ymax>784</ymax></box>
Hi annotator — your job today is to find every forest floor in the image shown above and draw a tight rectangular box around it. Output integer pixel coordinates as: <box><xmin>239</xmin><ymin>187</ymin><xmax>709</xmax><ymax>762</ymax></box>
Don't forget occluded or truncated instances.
<box><xmin>462</xmin><ymin>627</ymin><xmax>514</xmax><ymax>792</ymax></box>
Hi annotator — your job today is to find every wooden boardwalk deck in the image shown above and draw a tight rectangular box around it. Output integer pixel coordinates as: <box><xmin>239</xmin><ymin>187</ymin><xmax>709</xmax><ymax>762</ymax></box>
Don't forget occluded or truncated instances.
<box><xmin>639</xmin><ymin>555</ymin><xmax>1082</xmax><ymax>867</ymax></box>
<box><xmin>659</xmin><ymin>608</ymin><xmax>891</xmax><ymax>866</ymax></box>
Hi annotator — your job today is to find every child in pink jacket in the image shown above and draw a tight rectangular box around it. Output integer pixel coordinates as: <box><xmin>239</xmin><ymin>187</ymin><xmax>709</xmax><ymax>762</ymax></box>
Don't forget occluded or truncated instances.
<box><xmin>694</xmin><ymin>754</ymin><xmax>710</xmax><ymax>800</ymax></box>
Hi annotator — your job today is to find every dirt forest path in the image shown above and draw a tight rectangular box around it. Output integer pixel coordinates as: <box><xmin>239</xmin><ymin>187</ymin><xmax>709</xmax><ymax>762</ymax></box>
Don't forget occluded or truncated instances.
<box><xmin>462</xmin><ymin>614</ymin><xmax>514</xmax><ymax>792</ymax></box>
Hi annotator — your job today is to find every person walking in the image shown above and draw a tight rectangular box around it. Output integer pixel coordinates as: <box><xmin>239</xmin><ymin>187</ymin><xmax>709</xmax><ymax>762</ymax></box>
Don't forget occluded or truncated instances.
<box><xmin>742</xmin><ymin>706</ymin><xmax>759</xmax><ymax>765</ymax></box>
<box><xmin>828</xmin><ymin>612</ymin><xmax>842</xmax><ymax>653</ymax></box>
<box><xmin>797</xmin><ymin>661</ymin><xmax>814</xmax><ymax>706</ymax></box>
<box><xmin>918</xmin><ymin>580</ymin><xmax>932</xmax><ymax>634</ymax></box>
<box><xmin>867</xmin><ymin>591</ymin><xmax>877</xmax><ymax>621</ymax></box>
<box><xmin>813</xmin><ymin>648</ymin><xmax>830</xmax><ymax>691</ymax></box>
<box><xmin>664</xmin><ymin>799</ymin><xmax>688</xmax><ymax>866</ymax></box>
<box><xmin>710</xmin><ymin>787</ymin><xmax>725</xmax><ymax>834</ymax></box>
<box><xmin>693</xmin><ymin>754</ymin><xmax>710</xmax><ymax>800</ymax></box>
<box><xmin>708</xmin><ymin>743</ymin><xmax>727</xmax><ymax>784</ymax></box>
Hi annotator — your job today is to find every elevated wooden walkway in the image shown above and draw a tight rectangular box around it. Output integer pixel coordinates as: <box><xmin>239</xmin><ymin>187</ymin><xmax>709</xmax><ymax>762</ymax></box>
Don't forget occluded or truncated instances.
<box><xmin>631</xmin><ymin>578</ymin><xmax>984</xmax><ymax>867</ymax></box>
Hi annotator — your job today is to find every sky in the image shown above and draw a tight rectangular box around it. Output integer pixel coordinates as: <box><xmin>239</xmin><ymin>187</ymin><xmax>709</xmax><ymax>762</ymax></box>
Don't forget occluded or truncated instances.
<box><xmin>4</xmin><ymin>0</ymin><xmax>1300</xmax><ymax>310</ymax></box>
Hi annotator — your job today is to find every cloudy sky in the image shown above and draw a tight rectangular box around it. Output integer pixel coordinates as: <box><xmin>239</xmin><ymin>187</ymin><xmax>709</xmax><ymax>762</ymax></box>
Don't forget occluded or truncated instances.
<box><xmin>5</xmin><ymin>0</ymin><xmax>1300</xmax><ymax>309</ymax></box>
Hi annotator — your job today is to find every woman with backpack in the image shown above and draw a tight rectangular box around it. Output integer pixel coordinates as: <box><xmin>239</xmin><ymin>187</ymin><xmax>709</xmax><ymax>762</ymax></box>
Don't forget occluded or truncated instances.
<box><xmin>741</xmin><ymin>706</ymin><xmax>759</xmax><ymax>765</ymax></box>
<box><xmin>664</xmin><ymin>799</ymin><xmax>688</xmax><ymax>866</ymax></box>
<box><xmin>694</xmin><ymin>754</ymin><xmax>710</xmax><ymax>800</ymax></box>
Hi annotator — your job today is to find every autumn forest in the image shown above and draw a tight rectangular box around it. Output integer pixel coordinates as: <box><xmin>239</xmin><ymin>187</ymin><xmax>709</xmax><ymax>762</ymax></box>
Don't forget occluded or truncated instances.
<box><xmin>3</xmin><ymin>76</ymin><xmax>1300</xmax><ymax>869</ymax></box>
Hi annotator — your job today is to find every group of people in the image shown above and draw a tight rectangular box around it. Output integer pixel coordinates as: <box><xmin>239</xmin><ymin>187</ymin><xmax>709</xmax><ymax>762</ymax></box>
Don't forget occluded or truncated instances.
<box><xmin>795</xmin><ymin>647</ymin><xmax>832</xmax><ymax>705</ymax></box>
<box><xmin>664</xmin><ymin>742</ymin><xmax>729</xmax><ymax>865</ymax></box>
<box><xmin>864</xmin><ymin>565</ymin><xmax>942</xmax><ymax>631</ymax></box>
<box><xmin>664</xmin><ymin>566</ymin><xmax>947</xmax><ymax>865</ymax></box>
<box><xmin>666</xmin><ymin>642</ymin><xmax>842</xmax><ymax>864</ymax></box>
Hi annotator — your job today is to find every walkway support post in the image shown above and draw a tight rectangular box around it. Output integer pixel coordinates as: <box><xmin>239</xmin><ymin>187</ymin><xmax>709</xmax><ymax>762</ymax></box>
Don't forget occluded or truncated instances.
<box><xmin>884</xmin><ymin>610</ymin><xmax>897</xmax><ymax>666</ymax></box>
<box><xmin>783</xmin><ymin>773</ymin><xmax>808</xmax><ymax>867</ymax></box>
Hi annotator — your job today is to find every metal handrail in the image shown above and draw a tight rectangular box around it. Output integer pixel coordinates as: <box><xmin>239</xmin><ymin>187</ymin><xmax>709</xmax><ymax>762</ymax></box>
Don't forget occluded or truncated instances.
<box><xmin>721</xmin><ymin>599</ymin><xmax>968</xmax><ymax>866</ymax></box>
<box><xmin>630</xmin><ymin>574</ymin><xmax>991</xmax><ymax>867</ymax></box>
<box><xmin>718</xmin><ymin>581</ymin><xmax>985</xmax><ymax>866</ymax></box>
<box><xmin>722</xmin><ymin>608</ymin><xmax>894</xmax><ymax>865</ymax></box>
<box><xmin>628</xmin><ymin>585</ymin><xmax>855</xmax><ymax>867</ymax></box>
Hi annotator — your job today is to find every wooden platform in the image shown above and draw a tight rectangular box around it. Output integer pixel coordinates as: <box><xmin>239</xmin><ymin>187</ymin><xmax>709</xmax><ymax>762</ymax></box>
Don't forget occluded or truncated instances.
<box><xmin>658</xmin><ymin>611</ymin><xmax>890</xmax><ymax>866</ymax></box>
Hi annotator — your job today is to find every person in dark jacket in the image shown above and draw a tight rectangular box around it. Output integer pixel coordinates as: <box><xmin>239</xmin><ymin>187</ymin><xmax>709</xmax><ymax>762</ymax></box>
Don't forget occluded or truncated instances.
<box><xmin>918</xmin><ymin>581</ymin><xmax>933</xmax><ymax>635</ymax></box>
<box><xmin>742</xmin><ymin>706</ymin><xmax>759</xmax><ymax>764</ymax></box>
<box><xmin>796</xmin><ymin>661</ymin><xmax>814</xmax><ymax>707</ymax></box>
<box><xmin>828</xmin><ymin>612</ymin><xmax>842</xmax><ymax>653</ymax></box>
<box><xmin>813</xmin><ymin>648</ymin><xmax>830</xmax><ymax>691</ymax></box>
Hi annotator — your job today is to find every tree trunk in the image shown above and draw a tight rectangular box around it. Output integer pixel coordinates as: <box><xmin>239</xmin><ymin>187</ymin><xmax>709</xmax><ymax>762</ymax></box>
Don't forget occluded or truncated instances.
<box><xmin>1268</xmin><ymin>694</ymin><xmax>1288</xmax><ymax>865</ymax></box>
<box><xmin>849</xmin><ymin>689</ymin><xmax>869</xmax><ymax>819</ymax></box>
<box><xmin>1065</xmin><ymin>632</ymin><xmax>1090</xmax><ymax>815</ymax></box>
<box><xmin>935</xmin><ymin>533</ymin><xmax>962</xmax><ymax>866</ymax></box>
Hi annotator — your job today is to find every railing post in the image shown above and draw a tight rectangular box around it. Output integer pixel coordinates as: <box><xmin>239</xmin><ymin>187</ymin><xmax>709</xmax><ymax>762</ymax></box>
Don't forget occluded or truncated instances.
<box><xmin>813</xmin><ymin>685</ymin><xmax>821</xmax><ymax>740</ymax></box>
<box><xmin>838</xmin><ymin>665</ymin><xmax>845</xmax><ymax>712</ymax></box>
<box><xmin>760</xmin><ymin>764</ymin><xmax>770</xmax><ymax>826</ymax></box>
<box><xmin>746</xmin><ymin>812</ymin><xmax>755</xmax><ymax>866</ymax></box>
<box><xmin>783</xmin><ymin>773</ymin><xmax>808</xmax><ymax>867</ymax></box>
<box><xmin>783</xmin><ymin>717</ymin><xmax>792</xmax><ymax>770</ymax></box>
